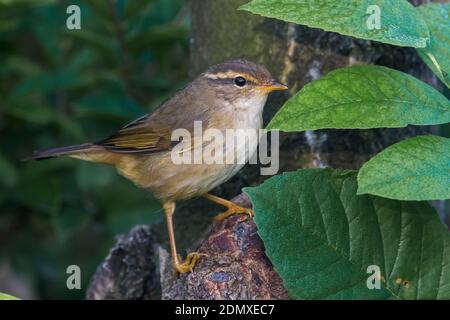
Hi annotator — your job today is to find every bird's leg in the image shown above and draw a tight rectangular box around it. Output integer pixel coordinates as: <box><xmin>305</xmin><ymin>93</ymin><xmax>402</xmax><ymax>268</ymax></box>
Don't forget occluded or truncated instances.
<box><xmin>163</xmin><ymin>201</ymin><xmax>205</xmax><ymax>274</ymax></box>
<box><xmin>203</xmin><ymin>193</ymin><xmax>253</xmax><ymax>222</ymax></box>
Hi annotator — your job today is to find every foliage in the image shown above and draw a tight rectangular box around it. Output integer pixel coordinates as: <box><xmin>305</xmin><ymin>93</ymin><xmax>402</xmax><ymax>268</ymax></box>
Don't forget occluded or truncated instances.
<box><xmin>417</xmin><ymin>3</ymin><xmax>450</xmax><ymax>88</ymax></box>
<box><xmin>0</xmin><ymin>292</ymin><xmax>20</xmax><ymax>300</ymax></box>
<box><xmin>243</xmin><ymin>0</ymin><xmax>450</xmax><ymax>299</ymax></box>
<box><xmin>245</xmin><ymin>169</ymin><xmax>450</xmax><ymax>299</ymax></box>
<box><xmin>267</xmin><ymin>65</ymin><xmax>450</xmax><ymax>131</ymax></box>
<box><xmin>244</xmin><ymin>0</ymin><xmax>450</xmax><ymax>202</ymax></box>
<box><xmin>0</xmin><ymin>0</ymin><xmax>189</xmax><ymax>299</ymax></box>
<box><xmin>240</xmin><ymin>0</ymin><xmax>429</xmax><ymax>48</ymax></box>
<box><xmin>357</xmin><ymin>135</ymin><xmax>450</xmax><ymax>201</ymax></box>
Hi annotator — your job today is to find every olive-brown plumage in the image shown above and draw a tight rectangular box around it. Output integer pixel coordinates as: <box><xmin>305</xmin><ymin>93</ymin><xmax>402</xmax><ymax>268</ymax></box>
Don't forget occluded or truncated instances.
<box><xmin>30</xmin><ymin>59</ymin><xmax>287</xmax><ymax>273</ymax></box>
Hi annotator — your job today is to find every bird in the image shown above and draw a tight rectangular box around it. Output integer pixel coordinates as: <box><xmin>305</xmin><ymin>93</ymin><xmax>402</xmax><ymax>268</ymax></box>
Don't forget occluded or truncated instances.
<box><xmin>29</xmin><ymin>59</ymin><xmax>288</xmax><ymax>273</ymax></box>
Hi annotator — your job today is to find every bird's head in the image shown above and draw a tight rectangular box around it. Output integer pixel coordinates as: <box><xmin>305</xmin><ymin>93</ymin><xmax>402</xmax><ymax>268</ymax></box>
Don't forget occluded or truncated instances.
<box><xmin>197</xmin><ymin>59</ymin><xmax>288</xmax><ymax>109</ymax></box>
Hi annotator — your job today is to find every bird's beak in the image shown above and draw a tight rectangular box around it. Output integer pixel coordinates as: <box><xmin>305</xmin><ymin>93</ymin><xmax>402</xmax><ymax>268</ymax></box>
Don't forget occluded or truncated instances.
<box><xmin>259</xmin><ymin>81</ymin><xmax>289</xmax><ymax>92</ymax></box>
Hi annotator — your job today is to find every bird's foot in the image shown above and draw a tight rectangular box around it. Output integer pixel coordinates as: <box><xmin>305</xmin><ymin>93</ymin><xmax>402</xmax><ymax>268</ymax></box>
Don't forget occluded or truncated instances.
<box><xmin>174</xmin><ymin>252</ymin><xmax>207</xmax><ymax>274</ymax></box>
<box><xmin>213</xmin><ymin>204</ymin><xmax>254</xmax><ymax>222</ymax></box>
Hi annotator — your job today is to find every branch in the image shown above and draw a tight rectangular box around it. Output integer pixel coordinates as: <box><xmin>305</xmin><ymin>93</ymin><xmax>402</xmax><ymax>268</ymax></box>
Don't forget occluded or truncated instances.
<box><xmin>86</xmin><ymin>194</ymin><xmax>289</xmax><ymax>300</ymax></box>
<box><xmin>86</xmin><ymin>225</ymin><xmax>160</xmax><ymax>300</ymax></box>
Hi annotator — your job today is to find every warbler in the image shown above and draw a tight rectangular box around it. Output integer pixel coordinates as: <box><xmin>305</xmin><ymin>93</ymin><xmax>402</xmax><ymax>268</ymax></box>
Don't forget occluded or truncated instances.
<box><xmin>30</xmin><ymin>59</ymin><xmax>288</xmax><ymax>273</ymax></box>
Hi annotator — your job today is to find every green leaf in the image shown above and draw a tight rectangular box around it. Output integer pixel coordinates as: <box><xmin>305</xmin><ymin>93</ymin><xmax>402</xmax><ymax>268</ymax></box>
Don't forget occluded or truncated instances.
<box><xmin>358</xmin><ymin>135</ymin><xmax>450</xmax><ymax>201</ymax></box>
<box><xmin>0</xmin><ymin>292</ymin><xmax>20</xmax><ymax>300</ymax></box>
<box><xmin>267</xmin><ymin>66</ymin><xmax>450</xmax><ymax>131</ymax></box>
<box><xmin>240</xmin><ymin>0</ymin><xmax>429</xmax><ymax>48</ymax></box>
<box><xmin>244</xmin><ymin>169</ymin><xmax>450</xmax><ymax>299</ymax></box>
<box><xmin>417</xmin><ymin>3</ymin><xmax>450</xmax><ymax>88</ymax></box>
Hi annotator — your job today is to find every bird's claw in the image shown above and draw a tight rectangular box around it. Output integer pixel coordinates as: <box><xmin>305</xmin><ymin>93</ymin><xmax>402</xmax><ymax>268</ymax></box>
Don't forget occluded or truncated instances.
<box><xmin>174</xmin><ymin>252</ymin><xmax>207</xmax><ymax>274</ymax></box>
<box><xmin>213</xmin><ymin>205</ymin><xmax>254</xmax><ymax>222</ymax></box>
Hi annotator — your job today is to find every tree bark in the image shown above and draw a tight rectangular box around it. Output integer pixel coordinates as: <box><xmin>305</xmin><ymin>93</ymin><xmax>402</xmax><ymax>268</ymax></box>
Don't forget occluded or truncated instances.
<box><xmin>87</xmin><ymin>0</ymin><xmax>445</xmax><ymax>299</ymax></box>
<box><xmin>86</xmin><ymin>225</ymin><xmax>160</xmax><ymax>300</ymax></box>
<box><xmin>87</xmin><ymin>194</ymin><xmax>289</xmax><ymax>300</ymax></box>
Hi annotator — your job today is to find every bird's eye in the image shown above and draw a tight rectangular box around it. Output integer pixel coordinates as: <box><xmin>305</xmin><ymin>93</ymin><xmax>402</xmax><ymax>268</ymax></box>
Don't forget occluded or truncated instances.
<box><xmin>234</xmin><ymin>76</ymin><xmax>247</xmax><ymax>87</ymax></box>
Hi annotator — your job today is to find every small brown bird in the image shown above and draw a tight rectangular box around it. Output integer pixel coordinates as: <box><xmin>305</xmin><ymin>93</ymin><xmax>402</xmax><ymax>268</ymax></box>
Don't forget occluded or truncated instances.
<box><xmin>30</xmin><ymin>59</ymin><xmax>288</xmax><ymax>273</ymax></box>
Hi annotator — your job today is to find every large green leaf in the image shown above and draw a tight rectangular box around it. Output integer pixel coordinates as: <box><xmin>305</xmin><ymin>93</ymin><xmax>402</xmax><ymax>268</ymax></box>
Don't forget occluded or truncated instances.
<box><xmin>240</xmin><ymin>0</ymin><xmax>429</xmax><ymax>48</ymax></box>
<box><xmin>244</xmin><ymin>169</ymin><xmax>450</xmax><ymax>299</ymax></box>
<box><xmin>267</xmin><ymin>66</ymin><xmax>450</xmax><ymax>131</ymax></box>
<box><xmin>358</xmin><ymin>135</ymin><xmax>450</xmax><ymax>201</ymax></box>
<box><xmin>0</xmin><ymin>292</ymin><xmax>19</xmax><ymax>300</ymax></box>
<box><xmin>417</xmin><ymin>3</ymin><xmax>450</xmax><ymax>89</ymax></box>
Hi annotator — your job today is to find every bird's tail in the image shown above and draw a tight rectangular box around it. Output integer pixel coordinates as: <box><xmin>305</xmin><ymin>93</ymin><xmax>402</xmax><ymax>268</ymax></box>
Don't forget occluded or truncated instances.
<box><xmin>26</xmin><ymin>143</ymin><xmax>95</xmax><ymax>161</ymax></box>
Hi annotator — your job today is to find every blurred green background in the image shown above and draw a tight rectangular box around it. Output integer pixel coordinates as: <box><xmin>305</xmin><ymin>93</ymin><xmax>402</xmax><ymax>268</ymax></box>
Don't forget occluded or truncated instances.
<box><xmin>0</xmin><ymin>0</ymin><xmax>190</xmax><ymax>299</ymax></box>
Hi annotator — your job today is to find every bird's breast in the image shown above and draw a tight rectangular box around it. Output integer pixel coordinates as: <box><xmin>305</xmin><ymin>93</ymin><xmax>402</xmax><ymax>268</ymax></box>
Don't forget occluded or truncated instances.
<box><xmin>118</xmin><ymin>95</ymin><xmax>267</xmax><ymax>201</ymax></box>
<box><xmin>208</xmin><ymin>96</ymin><xmax>265</xmax><ymax>165</ymax></box>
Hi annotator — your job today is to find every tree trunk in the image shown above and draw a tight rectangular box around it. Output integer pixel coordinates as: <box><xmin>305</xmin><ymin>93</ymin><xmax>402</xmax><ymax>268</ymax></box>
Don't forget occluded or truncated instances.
<box><xmin>87</xmin><ymin>0</ymin><xmax>444</xmax><ymax>299</ymax></box>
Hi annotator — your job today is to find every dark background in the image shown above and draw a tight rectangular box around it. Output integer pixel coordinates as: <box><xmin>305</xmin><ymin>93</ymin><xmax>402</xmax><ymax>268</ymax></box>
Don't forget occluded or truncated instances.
<box><xmin>0</xmin><ymin>0</ymin><xmax>190</xmax><ymax>299</ymax></box>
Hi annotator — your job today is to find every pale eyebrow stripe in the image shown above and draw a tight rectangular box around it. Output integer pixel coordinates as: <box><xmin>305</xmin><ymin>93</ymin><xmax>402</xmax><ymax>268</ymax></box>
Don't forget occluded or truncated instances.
<box><xmin>204</xmin><ymin>71</ymin><xmax>259</xmax><ymax>83</ymax></box>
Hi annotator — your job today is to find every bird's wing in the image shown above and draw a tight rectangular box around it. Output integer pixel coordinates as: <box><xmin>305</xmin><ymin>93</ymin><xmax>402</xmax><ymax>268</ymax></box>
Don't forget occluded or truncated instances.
<box><xmin>96</xmin><ymin>119</ymin><xmax>174</xmax><ymax>154</ymax></box>
<box><xmin>96</xmin><ymin>88</ymin><xmax>211</xmax><ymax>154</ymax></box>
